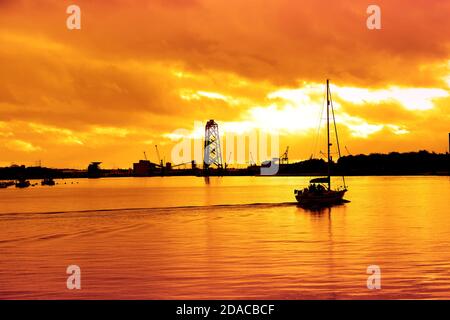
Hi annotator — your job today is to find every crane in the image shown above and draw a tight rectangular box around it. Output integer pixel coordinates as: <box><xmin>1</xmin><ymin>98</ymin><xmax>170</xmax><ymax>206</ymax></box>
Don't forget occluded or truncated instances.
<box><xmin>155</xmin><ymin>145</ymin><xmax>162</xmax><ymax>166</ymax></box>
<box><xmin>171</xmin><ymin>161</ymin><xmax>192</xmax><ymax>169</ymax></box>
<box><xmin>280</xmin><ymin>146</ymin><xmax>289</xmax><ymax>165</ymax></box>
<box><xmin>249</xmin><ymin>152</ymin><xmax>255</xmax><ymax>166</ymax></box>
<box><xmin>143</xmin><ymin>151</ymin><xmax>148</xmax><ymax>161</ymax></box>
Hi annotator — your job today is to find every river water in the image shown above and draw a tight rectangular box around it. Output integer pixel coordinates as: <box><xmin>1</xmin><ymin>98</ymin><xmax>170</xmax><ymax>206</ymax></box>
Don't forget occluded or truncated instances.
<box><xmin>0</xmin><ymin>176</ymin><xmax>449</xmax><ymax>299</ymax></box>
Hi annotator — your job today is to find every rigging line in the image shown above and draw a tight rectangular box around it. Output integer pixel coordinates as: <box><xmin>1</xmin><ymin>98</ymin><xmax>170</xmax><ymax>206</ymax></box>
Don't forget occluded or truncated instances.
<box><xmin>311</xmin><ymin>90</ymin><xmax>326</xmax><ymax>159</ymax></box>
<box><xmin>329</xmin><ymin>86</ymin><xmax>346</xmax><ymax>188</ymax></box>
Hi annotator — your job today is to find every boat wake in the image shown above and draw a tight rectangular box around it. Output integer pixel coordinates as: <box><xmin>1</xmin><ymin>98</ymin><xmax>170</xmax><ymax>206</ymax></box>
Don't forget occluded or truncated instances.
<box><xmin>0</xmin><ymin>202</ymin><xmax>299</xmax><ymax>218</ymax></box>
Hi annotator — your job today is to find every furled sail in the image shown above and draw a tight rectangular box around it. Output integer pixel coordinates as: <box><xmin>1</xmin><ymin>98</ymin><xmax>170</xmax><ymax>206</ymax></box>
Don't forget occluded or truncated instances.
<box><xmin>309</xmin><ymin>177</ymin><xmax>330</xmax><ymax>184</ymax></box>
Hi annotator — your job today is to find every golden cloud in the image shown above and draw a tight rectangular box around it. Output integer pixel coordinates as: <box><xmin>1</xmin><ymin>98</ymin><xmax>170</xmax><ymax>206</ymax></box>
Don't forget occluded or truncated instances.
<box><xmin>0</xmin><ymin>0</ymin><xmax>449</xmax><ymax>167</ymax></box>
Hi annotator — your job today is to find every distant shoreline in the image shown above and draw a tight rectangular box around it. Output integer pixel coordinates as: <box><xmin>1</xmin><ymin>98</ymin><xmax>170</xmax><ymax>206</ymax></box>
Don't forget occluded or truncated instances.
<box><xmin>1</xmin><ymin>171</ymin><xmax>448</xmax><ymax>181</ymax></box>
<box><xmin>1</xmin><ymin>151</ymin><xmax>448</xmax><ymax>180</ymax></box>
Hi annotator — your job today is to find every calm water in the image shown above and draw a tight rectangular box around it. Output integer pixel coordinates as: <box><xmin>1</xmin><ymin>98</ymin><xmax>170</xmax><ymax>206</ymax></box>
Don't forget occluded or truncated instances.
<box><xmin>0</xmin><ymin>176</ymin><xmax>449</xmax><ymax>299</ymax></box>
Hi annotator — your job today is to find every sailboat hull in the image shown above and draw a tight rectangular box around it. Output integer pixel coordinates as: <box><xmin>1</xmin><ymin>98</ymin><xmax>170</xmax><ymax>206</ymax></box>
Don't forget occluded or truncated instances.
<box><xmin>295</xmin><ymin>189</ymin><xmax>347</xmax><ymax>206</ymax></box>
<box><xmin>293</xmin><ymin>80</ymin><xmax>348</xmax><ymax>207</ymax></box>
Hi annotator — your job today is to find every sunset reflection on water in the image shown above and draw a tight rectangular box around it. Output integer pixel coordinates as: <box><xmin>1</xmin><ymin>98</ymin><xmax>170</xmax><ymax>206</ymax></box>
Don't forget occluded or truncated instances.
<box><xmin>0</xmin><ymin>176</ymin><xmax>449</xmax><ymax>299</ymax></box>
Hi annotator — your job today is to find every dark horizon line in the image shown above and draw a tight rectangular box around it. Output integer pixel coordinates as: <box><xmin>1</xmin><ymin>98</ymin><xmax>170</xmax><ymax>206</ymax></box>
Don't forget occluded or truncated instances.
<box><xmin>1</xmin><ymin>149</ymin><xmax>448</xmax><ymax>172</ymax></box>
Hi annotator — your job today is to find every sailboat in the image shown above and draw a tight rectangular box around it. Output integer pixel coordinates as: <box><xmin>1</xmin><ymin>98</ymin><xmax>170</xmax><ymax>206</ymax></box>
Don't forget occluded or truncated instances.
<box><xmin>294</xmin><ymin>79</ymin><xmax>347</xmax><ymax>206</ymax></box>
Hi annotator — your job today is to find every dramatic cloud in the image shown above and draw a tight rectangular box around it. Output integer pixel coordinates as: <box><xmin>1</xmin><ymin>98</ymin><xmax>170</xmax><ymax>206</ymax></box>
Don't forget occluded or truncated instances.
<box><xmin>0</xmin><ymin>0</ymin><xmax>449</xmax><ymax>167</ymax></box>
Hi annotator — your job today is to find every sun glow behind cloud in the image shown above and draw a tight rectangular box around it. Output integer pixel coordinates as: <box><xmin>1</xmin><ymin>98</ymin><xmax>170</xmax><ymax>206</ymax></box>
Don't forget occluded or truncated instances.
<box><xmin>0</xmin><ymin>0</ymin><xmax>449</xmax><ymax>166</ymax></box>
<box><xmin>204</xmin><ymin>82</ymin><xmax>433</xmax><ymax>140</ymax></box>
<box><xmin>336</xmin><ymin>86</ymin><xmax>449</xmax><ymax>111</ymax></box>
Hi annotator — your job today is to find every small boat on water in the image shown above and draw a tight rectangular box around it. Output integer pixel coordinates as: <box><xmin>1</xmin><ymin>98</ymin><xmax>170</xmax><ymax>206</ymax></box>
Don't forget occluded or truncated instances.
<box><xmin>15</xmin><ymin>179</ymin><xmax>31</xmax><ymax>188</ymax></box>
<box><xmin>41</xmin><ymin>178</ymin><xmax>56</xmax><ymax>186</ymax></box>
<box><xmin>0</xmin><ymin>181</ymin><xmax>15</xmax><ymax>188</ymax></box>
<box><xmin>295</xmin><ymin>179</ymin><xmax>347</xmax><ymax>206</ymax></box>
<box><xmin>295</xmin><ymin>79</ymin><xmax>348</xmax><ymax>207</ymax></box>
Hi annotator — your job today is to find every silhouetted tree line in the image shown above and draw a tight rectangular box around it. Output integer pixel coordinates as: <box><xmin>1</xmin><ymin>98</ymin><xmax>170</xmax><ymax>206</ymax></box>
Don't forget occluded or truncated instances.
<box><xmin>1</xmin><ymin>151</ymin><xmax>448</xmax><ymax>179</ymax></box>
<box><xmin>337</xmin><ymin>151</ymin><xmax>449</xmax><ymax>175</ymax></box>
<box><xmin>279</xmin><ymin>158</ymin><xmax>328</xmax><ymax>175</ymax></box>
<box><xmin>0</xmin><ymin>165</ymin><xmax>81</xmax><ymax>180</ymax></box>
<box><xmin>280</xmin><ymin>151</ymin><xmax>449</xmax><ymax>175</ymax></box>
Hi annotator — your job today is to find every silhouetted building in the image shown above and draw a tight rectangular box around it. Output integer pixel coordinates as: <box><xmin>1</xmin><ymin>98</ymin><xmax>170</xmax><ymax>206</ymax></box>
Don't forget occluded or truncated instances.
<box><xmin>87</xmin><ymin>162</ymin><xmax>102</xmax><ymax>178</ymax></box>
<box><xmin>133</xmin><ymin>160</ymin><xmax>156</xmax><ymax>176</ymax></box>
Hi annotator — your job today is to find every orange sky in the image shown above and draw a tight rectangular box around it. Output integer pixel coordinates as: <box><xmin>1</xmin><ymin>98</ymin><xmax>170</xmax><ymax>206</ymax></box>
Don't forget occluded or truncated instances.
<box><xmin>0</xmin><ymin>0</ymin><xmax>449</xmax><ymax>168</ymax></box>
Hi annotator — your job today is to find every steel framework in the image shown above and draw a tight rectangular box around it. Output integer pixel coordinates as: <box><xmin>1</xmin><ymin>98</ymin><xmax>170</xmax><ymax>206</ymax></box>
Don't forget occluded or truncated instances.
<box><xmin>203</xmin><ymin>119</ymin><xmax>223</xmax><ymax>171</ymax></box>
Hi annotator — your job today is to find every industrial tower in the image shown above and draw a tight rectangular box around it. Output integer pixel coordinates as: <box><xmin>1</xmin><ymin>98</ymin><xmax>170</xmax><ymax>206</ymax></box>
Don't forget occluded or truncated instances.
<box><xmin>203</xmin><ymin>119</ymin><xmax>223</xmax><ymax>172</ymax></box>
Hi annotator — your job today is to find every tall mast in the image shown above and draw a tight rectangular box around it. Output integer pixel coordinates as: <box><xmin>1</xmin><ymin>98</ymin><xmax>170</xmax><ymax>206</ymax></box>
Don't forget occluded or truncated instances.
<box><xmin>326</xmin><ymin>79</ymin><xmax>331</xmax><ymax>191</ymax></box>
